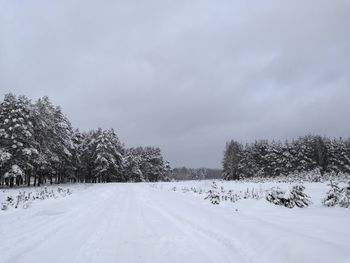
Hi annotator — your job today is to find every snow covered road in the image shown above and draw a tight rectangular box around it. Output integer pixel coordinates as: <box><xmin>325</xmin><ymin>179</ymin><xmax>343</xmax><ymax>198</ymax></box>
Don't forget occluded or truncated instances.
<box><xmin>1</xmin><ymin>183</ymin><xmax>350</xmax><ymax>263</ymax></box>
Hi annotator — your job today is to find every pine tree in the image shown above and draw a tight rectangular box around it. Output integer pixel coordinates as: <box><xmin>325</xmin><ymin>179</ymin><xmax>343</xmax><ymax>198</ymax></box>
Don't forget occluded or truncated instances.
<box><xmin>71</xmin><ymin>129</ymin><xmax>83</xmax><ymax>182</ymax></box>
<box><xmin>312</xmin><ymin>136</ymin><xmax>328</xmax><ymax>174</ymax></box>
<box><xmin>222</xmin><ymin>135</ymin><xmax>350</xmax><ymax>181</ymax></box>
<box><xmin>94</xmin><ymin>128</ymin><xmax>124</xmax><ymax>182</ymax></box>
<box><xmin>140</xmin><ymin>147</ymin><xmax>167</xmax><ymax>182</ymax></box>
<box><xmin>0</xmin><ymin>94</ymin><xmax>37</xmax><ymax>187</ymax></box>
<box><xmin>222</xmin><ymin>140</ymin><xmax>243</xmax><ymax>180</ymax></box>
<box><xmin>294</xmin><ymin>135</ymin><xmax>317</xmax><ymax>173</ymax></box>
<box><xmin>266</xmin><ymin>185</ymin><xmax>311</xmax><ymax>208</ymax></box>
<box><xmin>279</xmin><ymin>140</ymin><xmax>293</xmax><ymax>176</ymax></box>
<box><xmin>289</xmin><ymin>185</ymin><xmax>312</xmax><ymax>208</ymax></box>
<box><xmin>266</xmin><ymin>140</ymin><xmax>283</xmax><ymax>177</ymax></box>
<box><xmin>238</xmin><ymin>143</ymin><xmax>259</xmax><ymax>178</ymax></box>
<box><xmin>323</xmin><ymin>181</ymin><xmax>350</xmax><ymax>208</ymax></box>
<box><xmin>323</xmin><ymin>181</ymin><xmax>341</xmax><ymax>207</ymax></box>
<box><xmin>0</xmin><ymin>93</ymin><xmax>170</xmax><ymax>186</ymax></box>
<box><xmin>31</xmin><ymin>97</ymin><xmax>74</xmax><ymax>185</ymax></box>
<box><xmin>0</xmin><ymin>148</ymin><xmax>11</xmax><ymax>185</ymax></box>
<box><xmin>124</xmin><ymin>148</ymin><xmax>144</xmax><ymax>182</ymax></box>
<box><xmin>80</xmin><ymin>130</ymin><xmax>98</xmax><ymax>183</ymax></box>
<box><xmin>205</xmin><ymin>182</ymin><xmax>220</xmax><ymax>205</ymax></box>
<box><xmin>325</xmin><ymin>138</ymin><xmax>350</xmax><ymax>175</ymax></box>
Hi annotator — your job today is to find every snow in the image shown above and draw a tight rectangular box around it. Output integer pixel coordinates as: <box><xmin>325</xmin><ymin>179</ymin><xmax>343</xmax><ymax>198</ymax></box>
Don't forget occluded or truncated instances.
<box><xmin>0</xmin><ymin>149</ymin><xmax>11</xmax><ymax>162</ymax></box>
<box><xmin>1</xmin><ymin>181</ymin><xmax>350</xmax><ymax>263</ymax></box>
<box><xmin>22</xmin><ymin>148</ymin><xmax>33</xmax><ymax>156</ymax></box>
<box><xmin>4</xmin><ymin>164</ymin><xmax>23</xmax><ymax>178</ymax></box>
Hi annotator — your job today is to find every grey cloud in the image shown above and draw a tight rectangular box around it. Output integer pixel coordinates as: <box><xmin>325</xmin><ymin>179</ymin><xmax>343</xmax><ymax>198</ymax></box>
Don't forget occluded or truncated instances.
<box><xmin>1</xmin><ymin>0</ymin><xmax>350</xmax><ymax>168</ymax></box>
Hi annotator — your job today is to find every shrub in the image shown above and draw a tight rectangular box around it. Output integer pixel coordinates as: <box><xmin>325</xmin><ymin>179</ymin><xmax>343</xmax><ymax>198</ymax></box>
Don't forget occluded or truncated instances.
<box><xmin>266</xmin><ymin>185</ymin><xmax>311</xmax><ymax>208</ymax></box>
<box><xmin>323</xmin><ymin>181</ymin><xmax>350</xmax><ymax>208</ymax></box>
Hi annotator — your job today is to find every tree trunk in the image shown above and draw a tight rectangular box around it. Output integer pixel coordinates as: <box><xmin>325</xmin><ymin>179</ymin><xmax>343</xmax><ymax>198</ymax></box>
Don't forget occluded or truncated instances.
<box><xmin>37</xmin><ymin>174</ymin><xmax>41</xmax><ymax>187</ymax></box>
<box><xmin>9</xmin><ymin>177</ymin><xmax>14</xmax><ymax>187</ymax></box>
<box><xmin>27</xmin><ymin>172</ymin><xmax>31</xmax><ymax>187</ymax></box>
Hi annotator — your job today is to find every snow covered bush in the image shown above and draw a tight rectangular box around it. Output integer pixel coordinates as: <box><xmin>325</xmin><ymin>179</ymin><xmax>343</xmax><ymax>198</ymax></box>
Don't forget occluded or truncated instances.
<box><xmin>223</xmin><ymin>190</ymin><xmax>241</xmax><ymax>203</ymax></box>
<box><xmin>205</xmin><ymin>189</ymin><xmax>220</xmax><ymax>205</ymax></box>
<box><xmin>322</xmin><ymin>181</ymin><xmax>341</xmax><ymax>207</ymax></box>
<box><xmin>266</xmin><ymin>187</ymin><xmax>291</xmax><ymax>207</ymax></box>
<box><xmin>178</xmin><ymin>182</ymin><xmax>265</xmax><ymax>205</ymax></box>
<box><xmin>220</xmin><ymin>187</ymin><xmax>262</xmax><ymax>203</ymax></box>
<box><xmin>242</xmin><ymin>188</ymin><xmax>263</xmax><ymax>200</ymax></box>
<box><xmin>205</xmin><ymin>182</ymin><xmax>220</xmax><ymax>205</ymax></box>
<box><xmin>1</xmin><ymin>186</ymin><xmax>73</xmax><ymax>211</ymax></box>
<box><xmin>323</xmin><ymin>181</ymin><xmax>350</xmax><ymax>208</ymax></box>
<box><xmin>338</xmin><ymin>183</ymin><xmax>350</xmax><ymax>208</ymax></box>
<box><xmin>266</xmin><ymin>185</ymin><xmax>311</xmax><ymax>208</ymax></box>
<box><xmin>289</xmin><ymin>185</ymin><xmax>312</xmax><ymax>208</ymax></box>
<box><xmin>0</xmin><ymin>148</ymin><xmax>11</xmax><ymax>163</ymax></box>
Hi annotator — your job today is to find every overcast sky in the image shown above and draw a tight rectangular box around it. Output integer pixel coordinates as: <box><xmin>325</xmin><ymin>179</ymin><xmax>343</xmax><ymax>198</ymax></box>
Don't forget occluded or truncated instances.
<box><xmin>1</xmin><ymin>0</ymin><xmax>350</xmax><ymax>168</ymax></box>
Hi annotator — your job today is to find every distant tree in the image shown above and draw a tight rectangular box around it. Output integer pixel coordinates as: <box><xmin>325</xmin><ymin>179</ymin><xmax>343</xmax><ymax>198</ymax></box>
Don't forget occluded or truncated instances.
<box><xmin>124</xmin><ymin>148</ymin><xmax>144</xmax><ymax>182</ymax></box>
<box><xmin>222</xmin><ymin>140</ymin><xmax>243</xmax><ymax>180</ymax></box>
<box><xmin>79</xmin><ymin>130</ymin><xmax>98</xmax><ymax>183</ymax></box>
<box><xmin>326</xmin><ymin>138</ymin><xmax>350</xmax><ymax>174</ymax></box>
<box><xmin>139</xmin><ymin>147</ymin><xmax>168</xmax><ymax>182</ymax></box>
<box><xmin>312</xmin><ymin>136</ymin><xmax>328</xmax><ymax>174</ymax></box>
<box><xmin>294</xmin><ymin>135</ymin><xmax>317</xmax><ymax>173</ymax></box>
<box><xmin>223</xmin><ymin>135</ymin><xmax>350</xmax><ymax>180</ymax></box>
<box><xmin>70</xmin><ymin>129</ymin><xmax>83</xmax><ymax>182</ymax></box>
<box><xmin>169</xmin><ymin>167</ymin><xmax>221</xmax><ymax>181</ymax></box>
<box><xmin>251</xmin><ymin>140</ymin><xmax>270</xmax><ymax>177</ymax></box>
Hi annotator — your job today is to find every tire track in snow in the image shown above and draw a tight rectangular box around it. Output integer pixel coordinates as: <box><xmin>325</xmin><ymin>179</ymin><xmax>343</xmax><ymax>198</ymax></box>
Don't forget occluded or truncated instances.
<box><xmin>150</xmin><ymin>185</ymin><xmax>350</xmax><ymax>263</ymax></box>
<box><xmin>143</xmin><ymin>186</ymin><xmax>261</xmax><ymax>263</ymax></box>
<box><xmin>71</xmin><ymin>187</ymin><xmax>128</xmax><ymax>263</ymax></box>
<box><xmin>2</xmin><ymin>186</ymin><xmax>119</xmax><ymax>263</ymax></box>
<box><xmin>135</xmin><ymin>186</ymin><xmax>225</xmax><ymax>263</ymax></box>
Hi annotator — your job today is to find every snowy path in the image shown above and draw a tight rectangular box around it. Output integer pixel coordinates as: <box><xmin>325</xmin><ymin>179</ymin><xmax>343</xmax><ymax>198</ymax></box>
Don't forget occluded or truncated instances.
<box><xmin>1</xmin><ymin>183</ymin><xmax>350</xmax><ymax>263</ymax></box>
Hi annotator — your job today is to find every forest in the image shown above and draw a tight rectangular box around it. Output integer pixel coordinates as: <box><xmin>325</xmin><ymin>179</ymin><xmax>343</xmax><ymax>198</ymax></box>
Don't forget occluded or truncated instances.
<box><xmin>170</xmin><ymin>167</ymin><xmax>222</xmax><ymax>181</ymax></box>
<box><xmin>2</xmin><ymin>93</ymin><xmax>350</xmax><ymax>188</ymax></box>
<box><xmin>222</xmin><ymin>135</ymin><xmax>350</xmax><ymax>180</ymax></box>
<box><xmin>0</xmin><ymin>93</ymin><xmax>171</xmax><ymax>187</ymax></box>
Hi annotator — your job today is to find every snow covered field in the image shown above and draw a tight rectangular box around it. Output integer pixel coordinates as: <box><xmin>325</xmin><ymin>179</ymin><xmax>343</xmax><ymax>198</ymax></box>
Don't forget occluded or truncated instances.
<box><xmin>1</xmin><ymin>181</ymin><xmax>350</xmax><ymax>263</ymax></box>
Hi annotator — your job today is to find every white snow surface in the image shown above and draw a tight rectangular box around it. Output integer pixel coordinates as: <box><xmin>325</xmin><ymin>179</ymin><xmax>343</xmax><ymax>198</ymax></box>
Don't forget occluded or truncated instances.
<box><xmin>1</xmin><ymin>181</ymin><xmax>350</xmax><ymax>263</ymax></box>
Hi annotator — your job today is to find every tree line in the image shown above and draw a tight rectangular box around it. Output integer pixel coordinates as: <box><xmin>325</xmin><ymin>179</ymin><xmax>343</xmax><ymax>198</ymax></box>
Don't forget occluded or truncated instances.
<box><xmin>223</xmin><ymin>135</ymin><xmax>350</xmax><ymax>180</ymax></box>
<box><xmin>170</xmin><ymin>167</ymin><xmax>222</xmax><ymax>181</ymax></box>
<box><xmin>0</xmin><ymin>93</ymin><xmax>170</xmax><ymax>187</ymax></box>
